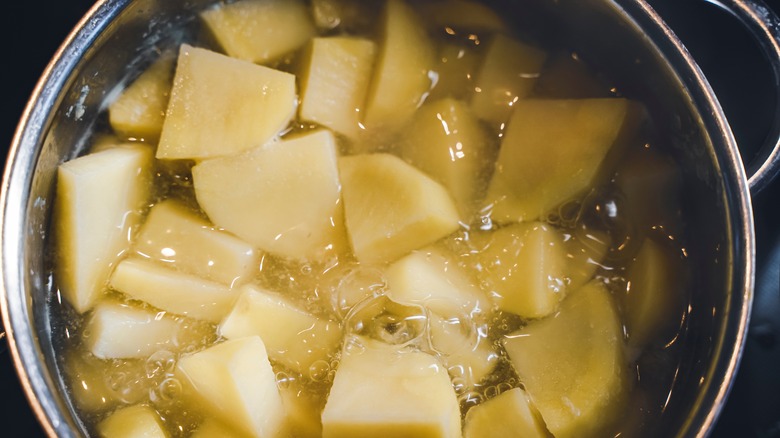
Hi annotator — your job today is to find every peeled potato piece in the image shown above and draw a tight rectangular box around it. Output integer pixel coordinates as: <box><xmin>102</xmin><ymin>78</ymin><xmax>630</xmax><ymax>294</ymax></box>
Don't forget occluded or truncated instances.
<box><xmin>463</xmin><ymin>388</ymin><xmax>547</xmax><ymax>438</ymax></box>
<box><xmin>85</xmin><ymin>300</ymin><xmax>178</xmax><ymax>359</ymax></box>
<box><xmin>156</xmin><ymin>44</ymin><xmax>296</xmax><ymax>160</ymax></box>
<box><xmin>200</xmin><ymin>0</ymin><xmax>315</xmax><ymax>64</ymax></box>
<box><xmin>428</xmin><ymin>314</ymin><xmax>498</xmax><ymax>389</ymax></box>
<box><xmin>55</xmin><ymin>143</ymin><xmax>153</xmax><ymax>313</ymax></box>
<box><xmin>339</xmin><ymin>153</ymin><xmax>460</xmax><ymax>265</ymax></box>
<box><xmin>564</xmin><ymin>225</ymin><xmax>612</xmax><ymax>292</ymax></box>
<box><xmin>503</xmin><ymin>280</ymin><xmax>627</xmax><ymax>438</ymax></box>
<box><xmin>279</xmin><ymin>377</ymin><xmax>325</xmax><ymax>438</ymax></box>
<box><xmin>193</xmin><ymin>129</ymin><xmax>345</xmax><ymax>261</ymax></box>
<box><xmin>532</xmin><ymin>51</ymin><xmax>611</xmax><ymax>99</ymax></box>
<box><xmin>415</xmin><ymin>0</ymin><xmax>509</xmax><ymax>34</ymax></box>
<box><xmin>97</xmin><ymin>404</ymin><xmax>168</xmax><ymax>438</ymax></box>
<box><xmin>429</xmin><ymin>42</ymin><xmax>482</xmax><ymax>101</ymax></box>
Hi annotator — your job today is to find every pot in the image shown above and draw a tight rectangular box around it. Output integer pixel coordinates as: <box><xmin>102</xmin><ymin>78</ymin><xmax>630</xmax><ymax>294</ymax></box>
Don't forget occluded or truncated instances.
<box><xmin>2</xmin><ymin>0</ymin><xmax>779</xmax><ymax>436</ymax></box>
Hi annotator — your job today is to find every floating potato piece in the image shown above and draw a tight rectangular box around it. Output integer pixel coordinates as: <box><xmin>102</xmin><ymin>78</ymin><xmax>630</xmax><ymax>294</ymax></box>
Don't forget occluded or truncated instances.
<box><xmin>339</xmin><ymin>153</ymin><xmax>460</xmax><ymax>265</ymax></box>
<box><xmin>462</xmin><ymin>387</ymin><xmax>547</xmax><ymax>438</ymax></box>
<box><xmin>429</xmin><ymin>42</ymin><xmax>482</xmax><ymax>101</ymax></box>
<box><xmin>176</xmin><ymin>336</ymin><xmax>285</xmax><ymax>438</ymax></box>
<box><xmin>428</xmin><ymin>314</ymin><xmax>498</xmax><ymax>389</ymax></box>
<box><xmin>485</xmin><ymin>98</ymin><xmax>643</xmax><ymax>222</ymax></box>
<box><xmin>85</xmin><ymin>300</ymin><xmax>178</xmax><ymax>359</ymax></box>
<box><xmin>564</xmin><ymin>225</ymin><xmax>611</xmax><ymax>292</ymax></box>
<box><xmin>134</xmin><ymin>199</ymin><xmax>258</xmax><ymax>286</ymax></box>
<box><xmin>193</xmin><ymin>129</ymin><xmax>345</xmax><ymax>261</ymax></box>
<box><xmin>476</xmin><ymin>222</ymin><xmax>567</xmax><ymax>319</ymax></box>
<box><xmin>415</xmin><ymin>0</ymin><xmax>509</xmax><ymax>33</ymax></box>
<box><xmin>96</xmin><ymin>404</ymin><xmax>168</xmax><ymax>438</ymax></box>
<box><xmin>219</xmin><ymin>284</ymin><xmax>342</xmax><ymax>375</ymax></box>
<box><xmin>200</xmin><ymin>0</ymin><xmax>315</xmax><ymax>64</ymax></box>
<box><xmin>299</xmin><ymin>37</ymin><xmax>376</xmax><ymax>138</ymax></box>
<box><xmin>503</xmin><ymin>280</ymin><xmax>627</xmax><ymax>438</ymax></box>
<box><xmin>532</xmin><ymin>51</ymin><xmax>611</xmax><ymax>99</ymax></box>
<box><xmin>156</xmin><ymin>44</ymin><xmax>296</xmax><ymax>160</ymax></box>
<box><xmin>55</xmin><ymin>143</ymin><xmax>153</xmax><ymax>314</ymax></box>
<box><xmin>321</xmin><ymin>337</ymin><xmax>461</xmax><ymax>438</ymax></box>
<box><xmin>470</xmin><ymin>34</ymin><xmax>547</xmax><ymax>126</ymax></box>
<box><xmin>108</xmin><ymin>53</ymin><xmax>174</xmax><ymax>142</ymax></box>
<box><xmin>279</xmin><ymin>377</ymin><xmax>325</xmax><ymax>438</ymax></box>
<box><xmin>109</xmin><ymin>257</ymin><xmax>239</xmax><ymax>323</ymax></box>
<box><xmin>363</xmin><ymin>0</ymin><xmax>435</xmax><ymax>128</ymax></box>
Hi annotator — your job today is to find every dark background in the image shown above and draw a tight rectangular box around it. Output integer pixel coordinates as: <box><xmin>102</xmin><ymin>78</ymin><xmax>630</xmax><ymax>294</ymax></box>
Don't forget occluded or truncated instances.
<box><xmin>3</xmin><ymin>0</ymin><xmax>780</xmax><ymax>436</ymax></box>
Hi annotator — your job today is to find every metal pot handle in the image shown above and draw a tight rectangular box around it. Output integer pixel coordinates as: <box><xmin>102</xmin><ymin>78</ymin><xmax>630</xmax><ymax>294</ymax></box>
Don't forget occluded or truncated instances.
<box><xmin>706</xmin><ymin>0</ymin><xmax>780</xmax><ymax>194</ymax></box>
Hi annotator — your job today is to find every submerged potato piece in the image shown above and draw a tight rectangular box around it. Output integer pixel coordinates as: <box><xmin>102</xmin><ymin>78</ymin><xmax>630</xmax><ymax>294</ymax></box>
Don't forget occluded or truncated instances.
<box><xmin>486</xmin><ymin>98</ymin><xmax>643</xmax><ymax>222</ymax></box>
<box><xmin>108</xmin><ymin>53</ymin><xmax>174</xmax><ymax>142</ymax></box>
<box><xmin>279</xmin><ymin>377</ymin><xmax>325</xmax><ymax>438</ymax></box>
<box><xmin>219</xmin><ymin>284</ymin><xmax>342</xmax><ymax>375</ymax></box>
<box><xmin>299</xmin><ymin>37</ymin><xmax>376</xmax><ymax>137</ymax></box>
<box><xmin>200</xmin><ymin>0</ymin><xmax>315</xmax><ymax>64</ymax></box>
<box><xmin>470</xmin><ymin>34</ymin><xmax>547</xmax><ymax>126</ymax></box>
<box><xmin>190</xmin><ymin>419</ymin><xmax>244</xmax><ymax>438</ymax></box>
<box><xmin>85</xmin><ymin>300</ymin><xmax>177</xmax><ymax>359</ymax></box>
<box><xmin>532</xmin><ymin>51</ymin><xmax>610</xmax><ymax>99</ymax></box>
<box><xmin>415</xmin><ymin>0</ymin><xmax>509</xmax><ymax>33</ymax></box>
<box><xmin>176</xmin><ymin>337</ymin><xmax>285</xmax><ymax>438</ymax></box>
<box><xmin>363</xmin><ymin>0</ymin><xmax>435</xmax><ymax>128</ymax></box>
<box><xmin>55</xmin><ymin>144</ymin><xmax>153</xmax><ymax>314</ymax></box>
<box><xmin>503</xmin><ymin>280</ymin><xmax>627</xmax><ymax>438</ymax></box>
<box><xmin>339</xmin><ymin>153</ymin><xmax>460</xmax><ymax>265</ymax></box>
<box><xmin>109</xmin><ymin>257</ymin><xmax>239</xmax><ymax>323</ymax></box>
<box><xmin>157</xmin><ymin>44</ymin><xmax>296</xmax><ymax>160</ymax></box>
<box><xmin>321</xmin><ymin>338</ymin><xmax>461</xmax><ymax>438</ymax></box>
<box><xmin>134</xmin><ymin>200</ymin><xmax>258</xmax><ymax>286</ymax></box>
<box><xmin>428</xmin><ymin>314</ymin><xmax>498</xmax><ymax>389</ymax></box>
<box><xmin>564</xmin><ymin>225</ymin><xmax>611</xmax><ymax>292</ymax></box>
<box><xmin>402</xmin><ymin>98</ymin><xmax>494</xmax><ymax>219</ymax></box>
<box><xmin>97</xmin><ymin>404</ymin><xmax>168</xmax><ymax>438</ymax></box>
<box><xmin>193</xmin><ymin>130</ymin><xmax>345</xmax><ymax>261</ymax></box>
<box><xmin>463</xmin><ymin>388</ymin><xmax>547</xmax><ymax>438</ymax></box>
<box><xmin>429</xmin><ymin>42</ymin><xmax>482</xmax><ymax>101</ymax></box>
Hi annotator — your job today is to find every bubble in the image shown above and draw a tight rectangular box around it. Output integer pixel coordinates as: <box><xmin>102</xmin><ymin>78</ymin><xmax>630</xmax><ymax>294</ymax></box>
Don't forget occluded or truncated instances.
<box><xmin>151</xmin><ymin>377</ymin><xmax>182</xmax><ymax>406</ymax></box>
<box><xmin>484</xmin><ymin>385</ymin><xmax>499</xmax><ymax>399</ymax></box>
<box><xmin>334</xmin><ymin>267</ymin><xmax>387</xmax><ymax>317</ymax></box>
<box><xmin>346</xmin><ymin>296</ymin><xmax>428</xmax><ymax>347</ymax></box>
<box><xmin>309</xmin><ymin>360</ymin><xmax>331</xmax><ymax>382</ymax></box>
<box><xmin>458</xmin><ymin>391</ymin><xmax>484</xmax><ymax>410</ymax></box>
<box><xmin>145</xmin><ymin>350</ymin><xmax>176</xmax><ymax>379</ymax></box>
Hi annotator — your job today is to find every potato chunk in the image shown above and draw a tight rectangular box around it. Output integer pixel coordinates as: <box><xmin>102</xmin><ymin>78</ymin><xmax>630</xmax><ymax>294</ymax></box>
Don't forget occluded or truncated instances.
<box><xmin>176</xmin><ymin>337</ymin><xmax>285</xmax><ymax>438</ymax></box>
<box><xmin>321</xmin><ymin>338</ymin><xmax>461</xmax><ymax>438</ymax></box>
<box><xmin>134</xmin><ymin>200</ymin><xmax>258</xmax><ymax>286</ymax></box>
<box><xmin>55</xmin><ymin>144</ymin><xmax>153</xmax><ymax>313</ymax></box>
<box><xmin>339</xmin><ymin>153</ymin><xmax>460</xmax><ymax>265</ymax></box>
<box><xmin>463</xmin><ymin>388</ymin><xmax>547</xmax><ymax>438</ymax></box>
<box><xmin>299</xmin><ymin>37</ymin><xmax>376</xmax><ymax>137</ymax></box>
<box><xmin>415</xmin><ymin>0</ymin><xmax>509</xmax><ymax>33</ymax></box>
<box><xmin>200</xmin><ymin>0</ymin><xmax>315</xmax><ymax>64</ymax></box>
<box><xmin>157</xmin><ymin>44</ymin><xmax>296</xmax><ymax>160</ymax></box>
<box><xmin>85</xmin><ymin>300</ymin><xmax>178</xmax><ymax>359</ymax></box>
<box><xmin>429</xmin><ymin>42</ymin><xmax>482</xmax><ymax>101</ymax></box>
<box><xmin>485</xmin><ymin>98</ymin><xmax>643</xmax><ymax>222</ymax></box>
<box><xmin>503</xmin><ymin>280</ymin><xmax>627</xmax><ymax>438</ymax></box>
<box><xmin>428</xmin><ymin>314</ymin><xmax>498</xmax><ymax>389</ymax></box>
<box><xmin>97</xmin><ymin>404</ymin><xmax>168</xmax><ymax>438</ymax></box>
<box><xmin>193</xmin><ymin>129</ymin><xmax>345</xmax><ymax>261</ymax></box>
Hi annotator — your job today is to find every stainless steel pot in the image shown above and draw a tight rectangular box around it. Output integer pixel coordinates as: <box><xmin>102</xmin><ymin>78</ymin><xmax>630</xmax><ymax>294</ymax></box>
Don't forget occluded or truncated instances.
<box><xmin>2</xmin><ymin>0</ymin><xmax>780</xmax><ymax>436</ymax></box>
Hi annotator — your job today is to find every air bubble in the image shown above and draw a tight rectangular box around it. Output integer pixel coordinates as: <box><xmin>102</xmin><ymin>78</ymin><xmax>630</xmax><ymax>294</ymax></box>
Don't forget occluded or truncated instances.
<box><xmin>309</xmin><ymin>360</ymin><xmax>331</xmax><ymax>382</ymax></box>
<box><xmin>151</xmin><ymin>377</ymin><xmax>182</xmax><ymax>406</ymax></box>
<box><xmin>346</xmin><ymin>296</ymin><xmax>428</xmax><ymax>347</ymax></box>
<box><xmin>145</xmin><ymin>350</ymin><xmax>176</xmax><ymax>379</ymax></box>
<box><xmin>334</xmin><ymin>267</ymin><xmax>387</xmax><ymax>317</ymax></box>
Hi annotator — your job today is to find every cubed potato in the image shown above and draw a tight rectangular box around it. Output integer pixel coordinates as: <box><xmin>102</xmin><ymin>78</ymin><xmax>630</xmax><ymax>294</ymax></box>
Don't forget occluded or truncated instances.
<box><xmin>476</xmin><ymin>222</ymin><xmax>567</xmax><ymax>319</ymax></box>
<box><xmin>219</xmin><ymin>284</ymin><xmax>342</xmax><ymax>375</ymax></box>
<box><xmin>415</xmin><ymin>0</ymin><xmax>508</xmax><ymax>33</ymax></box>
<box><xmin>200</xmin><ymin>0</ymin><xmax>315</xmax><ymax>64</ymax></box>
<box><xmin>134</xmin><ymin>199</ymin><xmax>258</xmax><ymax>286</ymax></box>
<box><xmin>55</xmin><ymin>144</ymin><xmax>153</xmax><ymax>313</ymax></box>
<box><xmin>463</xmin><ymin>388</ymin><xmax>547</xmax><ymax>438</ymax></box>
<box><xmin>485</xmin><ymin>98</ymin><xmax>644</xmax><ymax>222</ymax></box>
<box><xmin>109</xmin><ymin>257</ymin><xmax>239</xmax><ymax>323</ymax></box>
<box><xmin>428</xmin><ymin>314</ymin><xmax>498</xmax><ymax>389</ymax></box>
<box><xmin>401</xmin><ymin>98</ymin><xmax>495</xmax><ymax>219</ymax></box>
<box><xmin>321</xmin><ymin>337</ymin><xmax>461</xmax><ymax>438</ymax></box>
<box><xmin>97</xmin><ymin>404</ymin><xmax>168</xmax><ymax>438</ymax></box>
<box><xmin>339</xmin><ymin>153</ymin><xmax>460</xmax><ymax>265</ymax></box>
<box><xmin>176</xmin><ymin>337</ymin><xmax>285</xmax><ymax>438</ymax></box>
<box><xmin>532</xmin><ymin>51</ymin><xmax>611</xmax><ymax>98</ymax></box>
<box><xmin>564</xmin><ymin>225</ymin><xmax>611</xmax><ymax>292</ymax></box>
<box><xmin>192</xmin><ymin>129</ymin><xmax>346</xmax><ymax>261</ymax></box>
<box><xmin>503</xmin><ymin>280</ymin><xmax>627</xmax><ymax>438</ymax></box>
<box><xmin>156</xmin><ymin>44</ymin><xmax>296</xmax><ymax>160</ymax></box>
<box><xmin>85</xmin><ymin>300</ymin><xmax>178</xmax><ymax>359</ymax></box>
<box><xmin>310</xmin><ymin>0</ymin><xmax>382</xmax><ymax>34</ymax></box>
<box><xmin>299</xmin><ymin>37</ymin><xmax>376</xmax><ymax>137</ymax></box>
<box><xmin>429</xmin><ymin>42</ymin><xmax>482</xmax><ymax>101</ymax></box>
<box><xmin>470</xmin><ymin>34</ymin><xmax>547</xmax><ymax>126</ymax></box>
<box><xmin>108</xmin><ymin>53</ymin><xmax>174</xmax><ymax>142</ymax></box>
<box><xmin>362</xmin><ymin>0</ymin><xmax>435</xmax><ymax>128</ymax></box>
<box><xmin>279</xmin><ymin>377</ymin><xmax>325</xmax><ymax>438</ymax></box>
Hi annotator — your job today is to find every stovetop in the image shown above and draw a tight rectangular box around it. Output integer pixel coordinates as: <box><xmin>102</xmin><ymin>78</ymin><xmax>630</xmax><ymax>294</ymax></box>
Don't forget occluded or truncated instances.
<box><xmin>2</xmin><ymin>0</ymin><xmax>780</xmax><ymax>436</ymax></box>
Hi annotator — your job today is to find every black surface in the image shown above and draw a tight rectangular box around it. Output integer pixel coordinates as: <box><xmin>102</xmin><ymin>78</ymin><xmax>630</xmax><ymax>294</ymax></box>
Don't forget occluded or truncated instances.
<box><xmin>3</xmin><ymin>0</ymin><xmax>780</xmax><ymax>436</ymax></box>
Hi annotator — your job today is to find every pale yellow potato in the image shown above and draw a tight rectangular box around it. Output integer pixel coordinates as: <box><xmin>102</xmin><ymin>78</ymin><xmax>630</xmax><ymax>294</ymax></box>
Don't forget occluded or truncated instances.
<box><xmin>108</xmin><ymin>53</ymin><xmax>174</xmax><ymax>142</ymax></box>
<box><xmin>339</xmin><ymin>153</ymin><xmax>460</xmax><ymax>265</ymax></box>
<box><xmin>192</xmin><ymin>129</ymin><xmax>345</xmax><ymax>261</ymax></box>
<box><xmin>219</xmin><ymin>284</ymin><xmax>342</xmax><ymax>376</ymax></box>
<box><xmin>176</xmin><ymin>337</ymin><xmax>285</xmax><ymax>438</ymax></box>
<box><xmin>55</xmin><ymin>143</ymin><xmax>153</xmax><ymax>313</ymax></box>
<box><xmin>299</xmin><ymin>37</ymin><xmax>376</xmax><ymax>137</ymax></box>
<box><xmin>279</xmin><ymin>377</ymin><xmax>325</xmax><ymax>438</ymax></box>
<box><xmin>321</xmin><ymin>337</ymin><xmax>461</xmax><ymax>438</ymax></box>
<box><xmin>427</xmin><ymin>313</ymin><xmax>498</xmax><ymax>389</ymax></box>
<box><xmin>463</xmin><ymin>388</ymin><xmax>547</xmax><ymax>438</ymax></box>
<box><xmin>85</xmin><ymin>300</ymin><xmax>178</xmax><ymax>359</ymax></box>
<box><xmin>97</xmin><ymin>405</ymin><xmax>168</xmax><ymax>438</ymax></box>
<box><xmin>429</xmin><ymin>42</ymin><xmax>482</xmax><ymax>101</ymax></box>
<box><xmin>363</xmin><ymin>0</ymin><xmax>435</xmax><ymax>128</ymax></box>
<box><xmin>564</xmin><ymin>225</ymin><xmax>611</xmax><ymax>292</ymax></box>
<box><xmin>200</xmin><ymin>0</ymin><xmax>315</xmax><ymax>64</ymax></box>
<box><xmin>532</xmin><ymin>51</ymin><xmax>611</xmax><ymax>98</ymax></box>
<box><xmin>470</xmin><ymin>34</ymin><xmax>546</xmax><ymax>126</ymax></box>
<box><xmin>156</xmin><ymin>44</ymin><xmax>296</xmax><ymax>160</ymax></box>
<box><xmin>503</xmin><ymin>280</ymin><xmax>627</xmax><ymax>438</ymax></box>
<box><xmin>485</xmin><ymin>98</ymin><xmax>643</xmax><ymax>222</ymax></box>
<box><xmin>415</xmin><ymin>0</ymin><xmax>509</xmax><ymax>33</ymax></box>
<box><xmin>134</xmin><ymin>199</ymin><xmax>258</xmax><ymax>286</ymax></box>
<box><xmin>109</xmin><ymin>257</ymin><xmax>239</xmax><ymax>323</ymax></box>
